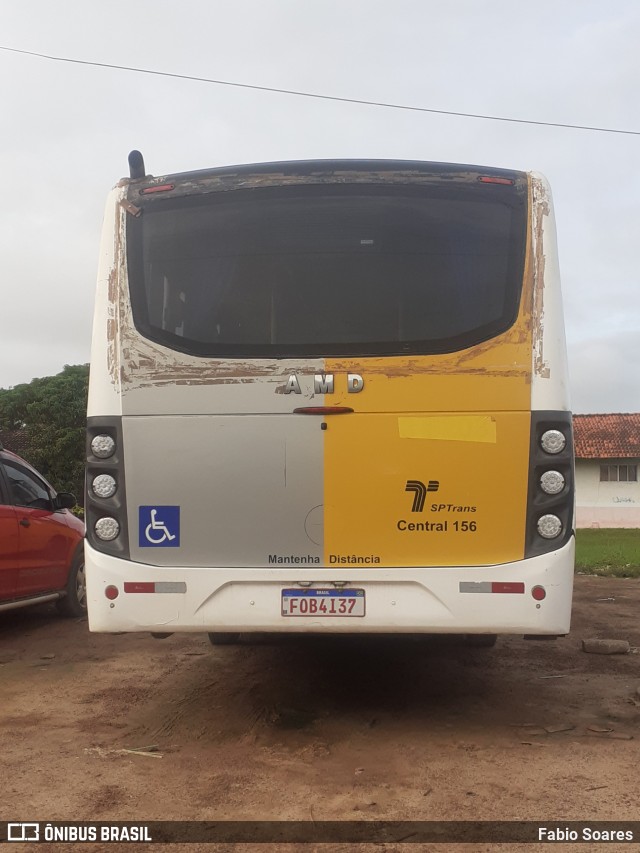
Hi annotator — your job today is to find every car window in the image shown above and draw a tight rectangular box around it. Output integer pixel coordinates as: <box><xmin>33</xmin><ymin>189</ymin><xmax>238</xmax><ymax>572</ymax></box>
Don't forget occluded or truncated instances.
<box><xmin>2</xmin><ymin>459</ymin><xmax>54</xmax><ymax>510</ymax></box>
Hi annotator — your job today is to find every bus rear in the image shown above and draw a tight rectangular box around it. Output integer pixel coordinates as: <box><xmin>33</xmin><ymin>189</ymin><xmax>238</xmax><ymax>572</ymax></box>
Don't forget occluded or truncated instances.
<box><xmin>86</xmin><ymin>157</ymin><xmax>574</xmax><ymax>637</ymax></box>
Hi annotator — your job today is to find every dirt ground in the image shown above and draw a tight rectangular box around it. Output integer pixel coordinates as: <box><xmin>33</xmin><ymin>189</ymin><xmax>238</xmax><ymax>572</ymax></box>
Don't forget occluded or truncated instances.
<box><xmin>1</xmin><ymin>575</ymin><xmax>639</xmax><ymax>852</ymax></box>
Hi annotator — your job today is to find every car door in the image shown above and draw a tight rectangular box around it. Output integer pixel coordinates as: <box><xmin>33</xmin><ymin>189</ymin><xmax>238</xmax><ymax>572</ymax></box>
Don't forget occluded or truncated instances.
<box><xmin>2</xmin><ymin>457</ymin><xmax>72</xmax><ymax>597</ymax></box>
<box><xmin>0</xmin><ymin>460</ymin><xmax>20</xmax><ymax>601</ymax></box>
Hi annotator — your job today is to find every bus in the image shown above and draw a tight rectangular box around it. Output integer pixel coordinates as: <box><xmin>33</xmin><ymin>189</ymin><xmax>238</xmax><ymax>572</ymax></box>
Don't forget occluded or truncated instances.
<box><xmin>85</xmin><ymin>153</ymin><xmax>574</xmax><ymax>644</ymax></box>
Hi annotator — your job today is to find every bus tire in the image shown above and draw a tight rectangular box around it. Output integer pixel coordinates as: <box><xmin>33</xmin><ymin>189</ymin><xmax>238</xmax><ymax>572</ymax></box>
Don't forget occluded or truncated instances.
<box><xmin>57</xmin><ymin>551</ymin><xmax>87</xmax><ymax>618</ymax></box>
<box><xmin>464</xmin><ymin>634</ymin><xmax>497</xmax><ymax>648</ymax></box>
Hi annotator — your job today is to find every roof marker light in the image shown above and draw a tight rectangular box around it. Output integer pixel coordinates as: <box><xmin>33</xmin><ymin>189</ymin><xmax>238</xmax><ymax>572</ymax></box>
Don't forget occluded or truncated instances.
<box><xmin>140</xmin><ymin>184</ymin><xmax>175</xmax><ymax>195</ymax></box>
<box><xmin>478</xmin><ymin>176</ymin><xmax>515</xmax><ymax>185</ymax></box>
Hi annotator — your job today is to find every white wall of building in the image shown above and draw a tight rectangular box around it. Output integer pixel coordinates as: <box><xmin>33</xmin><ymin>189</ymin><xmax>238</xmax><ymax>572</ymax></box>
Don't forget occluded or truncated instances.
<box><xmin>575</xmin><ymin>459</ymin><xmax>640</xmax><ymax>528</ymax></box>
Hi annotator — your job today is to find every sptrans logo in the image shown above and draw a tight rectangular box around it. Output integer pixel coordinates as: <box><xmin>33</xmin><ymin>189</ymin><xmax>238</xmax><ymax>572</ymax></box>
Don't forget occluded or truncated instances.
<box><xmin>405</xmin><ymin>479</ymin><xmax>439</xmax><ymax>512</ymax></box>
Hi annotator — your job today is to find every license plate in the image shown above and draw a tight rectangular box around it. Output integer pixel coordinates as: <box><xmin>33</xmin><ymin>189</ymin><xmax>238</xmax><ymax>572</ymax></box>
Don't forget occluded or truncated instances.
<box><xmin>281</xmin><ymin>588</ymin><xmax>365</xmax><ymax>617</ymax></box>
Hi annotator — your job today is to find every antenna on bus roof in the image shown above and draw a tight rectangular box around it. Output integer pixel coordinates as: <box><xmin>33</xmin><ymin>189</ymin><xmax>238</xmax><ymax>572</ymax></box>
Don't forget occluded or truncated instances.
<box><xmin>128</xmin><ymin>150</ymin><xmax>146</xmax><ymax>180</ymax></box>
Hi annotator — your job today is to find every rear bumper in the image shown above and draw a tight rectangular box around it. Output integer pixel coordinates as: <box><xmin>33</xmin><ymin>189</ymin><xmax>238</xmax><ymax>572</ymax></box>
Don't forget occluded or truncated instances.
<box><xmin>85</xmin><ymin>538</ymin><xmax>574</xmax><ymax>635</ymax></box>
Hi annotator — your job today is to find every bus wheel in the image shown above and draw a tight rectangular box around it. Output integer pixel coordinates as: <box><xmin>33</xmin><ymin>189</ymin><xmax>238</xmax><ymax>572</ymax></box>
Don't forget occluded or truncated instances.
<box><xmin>208</xmin><ymin>632</ymin><xmax>242</xmax><ymax>645</ymax></box>
<box><xmin>464</xmin><ymin>634</ymin><xmax>497</xmax><ymax>648</ymax></box>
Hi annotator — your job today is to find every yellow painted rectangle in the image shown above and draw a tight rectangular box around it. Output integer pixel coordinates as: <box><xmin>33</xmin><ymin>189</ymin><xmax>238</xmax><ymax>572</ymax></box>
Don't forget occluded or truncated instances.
<box><xmin>323</xmin><ymin>410</ymin><xmax>530</xmax><ymax>568</ymax></box>
<box><xmin>398</xmin><ymin>416</ymin><xmax>497</xmax><ymax>444</ymax></box>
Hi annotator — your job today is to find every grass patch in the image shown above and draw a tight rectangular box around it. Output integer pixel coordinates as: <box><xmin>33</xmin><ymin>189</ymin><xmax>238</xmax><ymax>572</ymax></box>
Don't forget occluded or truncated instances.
<box><xmin>575</xmin><ymin>528</ymin><xmax>640</xmax><ymax>577</ymax></box>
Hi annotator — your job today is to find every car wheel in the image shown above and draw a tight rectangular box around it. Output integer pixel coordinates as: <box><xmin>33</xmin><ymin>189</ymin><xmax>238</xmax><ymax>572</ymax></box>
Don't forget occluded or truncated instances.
<box><xmin>57</xmin><ymin>551</ymin><xmax>87</xmax><ymax>618</ymax></box>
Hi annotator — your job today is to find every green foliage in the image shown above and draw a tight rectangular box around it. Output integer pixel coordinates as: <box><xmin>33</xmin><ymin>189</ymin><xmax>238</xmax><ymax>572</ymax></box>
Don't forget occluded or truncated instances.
<box><xmin>575</xmin><ymin>528</ymin><xmax>640</xmax><ymax>577</ymax></box>
<box><xmin>0</xmin><ymin>364</ymin><xmax>89</xmax><ymax>504</ymax></box>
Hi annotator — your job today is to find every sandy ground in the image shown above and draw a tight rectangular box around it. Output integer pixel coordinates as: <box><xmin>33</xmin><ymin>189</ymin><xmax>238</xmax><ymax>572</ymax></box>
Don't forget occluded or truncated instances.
<box><xmin>1</xmin><ymin>575</ymin><xmax>639</xmax><ymax>852</ymax></box>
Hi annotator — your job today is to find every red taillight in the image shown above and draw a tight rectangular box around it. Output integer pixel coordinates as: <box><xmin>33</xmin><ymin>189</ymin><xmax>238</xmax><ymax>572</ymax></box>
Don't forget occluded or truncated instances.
<box><xmin>105</xmin><ymin>585</ymin><xmax>119</xmax><ymax>600</ymax></box>
<box><xmin>478</xmin><ymin>176</ymin><xmax>515</xmax><ymax>185</ymax></box>
<box><xmin>531</xmin><ymin>585</ymin><xmax>546</xmax><ymax>601</ymax></box>
<box><xmin>139</xmin><ymin>184</ymin><xmax>175</xmax><ymax>195</ymax></box>
<box><xmin>124</xmin><ymin>582</ymin><xmax>155</xmax><ymax>593</ymax></box>
<box><xmin>491</xmin><ymin>582</ymin><xmax>525</xmax><ymax>594</ymax></box>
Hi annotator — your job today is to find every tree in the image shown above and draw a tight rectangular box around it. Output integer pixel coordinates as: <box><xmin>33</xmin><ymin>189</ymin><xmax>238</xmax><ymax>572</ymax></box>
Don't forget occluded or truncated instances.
<box><xmin>0</xmin><ymin>364</ymin><xmax>88</xmax><ymax>503</ymax></box>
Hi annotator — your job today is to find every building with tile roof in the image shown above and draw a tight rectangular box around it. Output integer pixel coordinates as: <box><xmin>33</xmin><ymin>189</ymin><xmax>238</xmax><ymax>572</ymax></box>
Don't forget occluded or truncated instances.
<box><xmin>573</xmin><ymin>414</ymin><xmax>640</xmax><ymax>528</ymax></box>
<box><xmin>0</xmin><ymin>429</ymin><xmax>30</xmax><ymax>458</ymax></box>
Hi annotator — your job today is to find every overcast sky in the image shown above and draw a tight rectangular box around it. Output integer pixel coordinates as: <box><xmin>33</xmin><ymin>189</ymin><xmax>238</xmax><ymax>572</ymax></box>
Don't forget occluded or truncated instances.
<box><xmin>1</xmin><ymin>0</ymin><xmax>638</xmax><ymax>413</ymax></box>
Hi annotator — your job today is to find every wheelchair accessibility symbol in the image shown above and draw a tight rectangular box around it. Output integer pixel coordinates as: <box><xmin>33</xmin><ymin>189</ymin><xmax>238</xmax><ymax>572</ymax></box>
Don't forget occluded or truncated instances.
<box><xmin>139</xmin><ymin>506</ymin><xmax>180</xmax><ymax>547</ymax></box>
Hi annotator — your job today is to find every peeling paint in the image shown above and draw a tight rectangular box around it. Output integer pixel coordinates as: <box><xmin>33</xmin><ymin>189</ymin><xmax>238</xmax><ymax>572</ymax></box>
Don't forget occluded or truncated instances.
<box><xmin>119</xmin><ymin>199</ymin><xmax>141</xmax><ymax>217</ymax></box>
<box><xmin>104</xmin><ymin>165</ymin><xmax>534</xmax><ymax>397</ymax></box>
<box><xmin>131</xmin><ymin>168</ymin><xmax>488</xmax><ymax>204</ymax></box>
<box><xmin>108</xmin><ymin>289</ymin><xmax>532</xmax><ymax>393</ymax></box>
<box><xmin>105</xmin><ymin>203</ymin><xmax>121</xmax><ymax>387</ymax></box>
<box><xmin>105</xmin><ymin>188</ymin><xmax>134</xmax><ymax>392</ymax></box>
<box><xmin>113</xmin><ymin>334</ymin><xmax>531</xmax><ymax>390</ymax></box>
<box><xmin>530</xmin><ymin>175</ymin><xmax>551</xmax><ymax>379</ymax></box>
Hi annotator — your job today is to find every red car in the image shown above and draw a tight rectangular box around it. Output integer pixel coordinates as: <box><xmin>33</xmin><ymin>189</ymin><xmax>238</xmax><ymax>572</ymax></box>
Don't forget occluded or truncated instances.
<box><xmin>0</xmin><ymin>443</ymin><xmax>85</xmax><ymax>616</ymax></box>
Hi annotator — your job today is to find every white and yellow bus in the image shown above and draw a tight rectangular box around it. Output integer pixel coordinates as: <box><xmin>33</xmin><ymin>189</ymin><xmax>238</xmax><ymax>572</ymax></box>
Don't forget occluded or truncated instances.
<box><xmin>86</xmin><ymin>154</ymin><xmax>574</xmax><ymax>643</ymax></box>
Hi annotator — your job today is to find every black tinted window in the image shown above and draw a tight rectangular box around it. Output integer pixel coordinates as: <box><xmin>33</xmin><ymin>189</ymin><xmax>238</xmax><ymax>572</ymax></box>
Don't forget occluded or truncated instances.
<box><xmin>128</xmin><ymin>183</ymin><xmax>526</xmax><ymax>357</ymax></box>
<box><xmin>3</xmin><ymin>460</ymin><xmax>53</xmax><ymax>510</ymax></box>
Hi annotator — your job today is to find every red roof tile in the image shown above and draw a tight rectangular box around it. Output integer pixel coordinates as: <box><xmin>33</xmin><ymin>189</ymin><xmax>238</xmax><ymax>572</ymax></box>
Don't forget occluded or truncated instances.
<box><xmin>573</xmin><ymin>414</ymin><xmax>640</xmax><ymax>459</ymax></box>
<box><xmin>0</xmin><ymin>429</ymin><xmax>30</xmax><ymax>456</ymax></box>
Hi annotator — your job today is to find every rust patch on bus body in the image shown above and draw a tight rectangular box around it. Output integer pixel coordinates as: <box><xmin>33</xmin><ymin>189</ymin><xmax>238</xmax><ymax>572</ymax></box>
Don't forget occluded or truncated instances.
<box><xmin>530</xmin><ymin>176</ymin><xmax>551</xmax><ymax>379</ymax></box>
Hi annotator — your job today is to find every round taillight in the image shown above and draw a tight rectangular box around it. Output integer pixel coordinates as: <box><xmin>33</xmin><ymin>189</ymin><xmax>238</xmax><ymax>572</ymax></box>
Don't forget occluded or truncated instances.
<box><xmin>105</xmin><ymin>585</ymin><xmax>119</xmax><ymax>600</ymax></box>
<box><xmin>91</xmin><ymin>434</ymin><xmax>116</xmax><ymax>458</ymax></box>
<box><xmin>92</xmin><ymin>473</ymin><xmax>117</xmax><ymax>498</ymax></box>
<box><xmin>537</xmin><ymin>514</ymin><xmax>562</xmax><ymax>539</ymax></box>
<box><xmin>531</xmin><ymin>585</ymin><xmax>546</xmax><ymax>601</ymax></box>
<box><xmin>540</xmin><ymin>470</ymin><xmax>565</xmax><ymax>495</ymax></box>
<box><xmin>540</xmin><ymin>429</ymin><xmax>566</xmax><ymax>455</ymax></box>
<box><xmin>95</xmin><ymin>517</ymin><xmax>120</xmax><ymax>541</ymax></box>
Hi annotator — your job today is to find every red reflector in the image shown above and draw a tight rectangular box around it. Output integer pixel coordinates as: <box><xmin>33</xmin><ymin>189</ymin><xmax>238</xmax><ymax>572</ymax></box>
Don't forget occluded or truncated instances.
<box><xmin>293</xmin><ymin>407</ymin><xmax>354</xmax><ymax>415</ymax></box>
<box><xmin>139</xmin><ymin>184</ymin><xmax>175</xmax><ymax>195</ymax></box>
<box><xmin>491</xmin><ymin>582</ymin><xmax>525</xmax><ymax>594</ymax></box>
<box><xmin>531</xmin><ymin>585</ymin><xmax>546</xmax><ymax>601</ymax></box>
<box><xmin>105</xmin><ymin>585</ymin><xmax>119</xmax><ymax>600</ymax></box>
<box><xmin>478</xmin><ymin>176</ymin><xmax>515</xmax><ymax>185</ymax></box>
<box><xmin>124</xmin><ymin>582</ymin><xmax>155</xmax><ymax>593</ymax></box>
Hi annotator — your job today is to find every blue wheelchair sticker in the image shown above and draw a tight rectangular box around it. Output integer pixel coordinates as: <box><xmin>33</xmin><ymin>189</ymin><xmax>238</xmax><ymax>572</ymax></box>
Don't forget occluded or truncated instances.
<box><xmin>139</xmin><ymin>506</ymin><xmax>180</xmax><ymax>547</ymax></box>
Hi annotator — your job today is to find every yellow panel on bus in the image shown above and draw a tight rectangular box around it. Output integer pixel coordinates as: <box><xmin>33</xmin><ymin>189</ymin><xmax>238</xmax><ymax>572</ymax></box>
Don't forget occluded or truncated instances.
<box><xmin>323</xmin><ymin>407</ymin><xmax>531</xmax><ymax>568</ymax></box>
